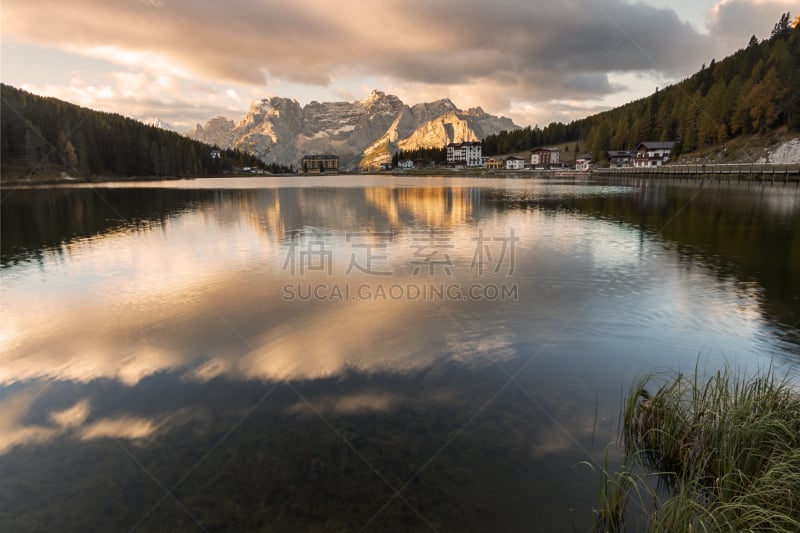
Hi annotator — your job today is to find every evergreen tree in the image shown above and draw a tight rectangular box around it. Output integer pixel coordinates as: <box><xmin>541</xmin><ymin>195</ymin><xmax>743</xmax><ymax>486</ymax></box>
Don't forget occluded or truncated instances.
<box><xmin>1</xmin><ymin>84</ymin><xmax>264</xmax><ymax>179</ymax></box>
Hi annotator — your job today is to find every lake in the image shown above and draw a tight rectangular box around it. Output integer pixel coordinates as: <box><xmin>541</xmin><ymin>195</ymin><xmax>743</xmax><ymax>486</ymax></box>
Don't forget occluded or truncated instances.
<box><xmin>1</xmin><ymin>176</ymin><xmax>799</xmax><ymax>532</ymax></box>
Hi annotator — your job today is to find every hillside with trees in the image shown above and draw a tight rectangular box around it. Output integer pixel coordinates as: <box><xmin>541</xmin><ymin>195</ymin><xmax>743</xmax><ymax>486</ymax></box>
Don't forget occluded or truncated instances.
<box><xmin>390</xmin><ymin>147</ymin><xmax>448</xmax><ymax>167</ymax></box>
<box><xmin>0</xmin><ymin>84</ymin><xmax>269</xmax><ymax>181</ymax></box>
<box><xmin>482</xmin><ymin>13</ymin><xmax>799</xmax><ymax>162</ymax></box>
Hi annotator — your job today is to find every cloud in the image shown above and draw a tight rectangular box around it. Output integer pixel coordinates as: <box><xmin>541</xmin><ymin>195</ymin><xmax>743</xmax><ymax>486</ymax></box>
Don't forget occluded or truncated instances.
<box><xmin>707</xmin><ymin>0</ymin><xmax>796</xmax><ymax>54</ymax></box>
<box><xmin>3</xmin><ymin>0</ymin><xmax>795</xmax><ymax>132</ymax></box>
<box><xmin>4</xmin><ymin>1</ymin><xmax>709</xmax><ymax>100</ymax></box>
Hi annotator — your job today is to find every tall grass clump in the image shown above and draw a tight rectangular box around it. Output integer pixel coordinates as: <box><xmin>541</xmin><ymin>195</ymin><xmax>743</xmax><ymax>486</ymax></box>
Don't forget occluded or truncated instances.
<box><xmin>593</xmin><ymin>364</ymin><xmax>800</xmax><ymax>532</ymax></box>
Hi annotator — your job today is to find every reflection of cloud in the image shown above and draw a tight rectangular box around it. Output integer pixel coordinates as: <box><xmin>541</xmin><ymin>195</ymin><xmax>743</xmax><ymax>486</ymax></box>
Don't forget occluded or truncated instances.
<box><xmin>447</xmin><ymin>329</ymin><xmax>517</xmax><ymax>368</ymax></box>
<box><xmin>0</xmin><ymin>389</ymin><xmax>60</xmax><ymax>455</ymax></box>
<box><xmin>50</xmin><ymin>399</ymin><xmax>90</xmax><ymax>428</ymax></box>
<box><xmin>0</xmin><ymin>387</ymin><xmax>199</xmax><ymax>454</ymax></box>
<box><xmin>184</xmin><ymin>358</ymin><xmax>231</xmax><ymax>383</ymax></box>
<box><xmin>237</xmin><ymin>298</ymin><xmax>440</xmax><ymax>381</ymax></box>
<box><xmin>1</xmin><ymin>191</ymin><xmax>531</xmax><ymax>387</ymax></box>
<box><xmin>79</xmin><ymin>416</ymin><xmax>160</xmax><ymax>441</ymax></box>
<box><xmin>289</xmin><ymin>392</ymin><xmax>400</xmax><ymax>415</ymax></box>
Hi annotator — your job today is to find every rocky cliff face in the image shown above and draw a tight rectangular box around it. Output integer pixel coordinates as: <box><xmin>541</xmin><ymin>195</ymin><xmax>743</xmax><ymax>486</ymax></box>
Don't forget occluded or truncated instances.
<box><xmin>187</xmin><ymin>90</ymin><xmax>519</xmax><ymax>170</ymax></box>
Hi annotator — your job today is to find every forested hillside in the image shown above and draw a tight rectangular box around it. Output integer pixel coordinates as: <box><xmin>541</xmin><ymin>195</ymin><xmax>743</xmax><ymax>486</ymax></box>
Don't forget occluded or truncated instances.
<box><xmin>482</xmin><ymin>13</ymin><xmax>799</xmax><ymax>160</ymax></box>
<box><xmin>0</xmin><ymin>84</ymin><xmax>265</xmax><ymax>180</ymax></box>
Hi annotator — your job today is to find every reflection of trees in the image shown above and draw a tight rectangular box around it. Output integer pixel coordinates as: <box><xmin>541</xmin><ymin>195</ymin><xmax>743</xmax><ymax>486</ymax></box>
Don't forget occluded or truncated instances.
<box><xmin>481</xmin><ymin>182</ymin><xmax>800</xmax><ymax>335</ymax></box>
<box><xmin>1</xmin><ymin>188</ymin><xmax>218</xmax><ymax>266</ymax></box>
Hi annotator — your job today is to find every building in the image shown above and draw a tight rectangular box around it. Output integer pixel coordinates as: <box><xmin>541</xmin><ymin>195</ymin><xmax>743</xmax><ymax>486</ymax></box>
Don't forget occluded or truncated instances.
<box><xmin>398</xmin><ymin>159</ymin><xmax>414</xmax><ymax>169</ymax></box>
<box><xmin>446</xmin><ymin>141</ymin><xmax>483</xmax><ymax>167</ymax></box>
<box><xmin>505</xmin><ymin>156</ymin><xmax>526</xmax><ymax>170</ymax></box>
<box><xmin>530</xmin><ymin>147</ymin><xmax>560</xmax><ymax>167</ymax></box>
<box><xmin>301</xmin><ymin>154</ymin><xmax>339</xmax><ymax>173</ymax></box>
<box><xmin>606</xmin><ymin>150</ymin><xmax>634</xmax><ymax>168</ymax></box>
<box><xmin>633</xmin><ymin>141</ymin><xmax>675</xmax><ymax>167</ymax></box>
<box><xmin>210</xmin><ymin>148</ymin><xmax>222</xmax><ymax>159</ymax></box>
<box><xmin>484</xmin><ymin>157</ymin><xmax>503</xmax><ymax>169</ymax></box>
<box><xmin>575</xmin><ymin>154</ymin><xmax>593</xmax><ymax>171</ymax></box>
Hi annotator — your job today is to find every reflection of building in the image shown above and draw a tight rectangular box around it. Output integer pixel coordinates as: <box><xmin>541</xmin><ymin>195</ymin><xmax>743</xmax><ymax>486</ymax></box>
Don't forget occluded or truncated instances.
<box><xmin>633</xmin><ymin>142</ymin><xmax>674</xmax><ymax>168</ymax></box>
<box><xmin>530</xmin><ymin>147</ymin><xmax>560</xmax><ymax>167</ymax></box>
<box><xmin>446</xmin><ymin>142</ymin><xmax>482</xmax><ymax>167</ymax></box>
<box><xmin>210</xmin><ymin>148</ymin><xmax>222</xmax><ymax>159</ymax></box>
<box><xmin>575</xmin><ymin>154</ymin><xmax>592</xmax><ymax>171</ymax></box>
<box><xmin>606</xmin><ymin>150</ymin><xmax>633</xmax><ymax>168</ymax></box>
<box><xmin>302</xmin><ymin>154</ymin><xmax>339</xmax><ymax>173</ymax></box>
<box><xmin>505</xmin><ymin>156</ymin><xmax>525</xmax><ymax>170</ymax></box>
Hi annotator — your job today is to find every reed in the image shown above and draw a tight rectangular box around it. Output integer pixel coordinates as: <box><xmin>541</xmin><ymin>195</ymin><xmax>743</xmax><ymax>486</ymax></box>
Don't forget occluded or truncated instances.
<box><xmin>592</xmin><ymin>364</ymin><xmax>800</xmax><ymax>532</ymax></box>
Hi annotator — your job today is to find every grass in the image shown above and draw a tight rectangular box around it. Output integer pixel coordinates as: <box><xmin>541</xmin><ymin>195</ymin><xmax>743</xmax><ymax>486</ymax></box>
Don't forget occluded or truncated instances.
<box><xmin>590</xmin><ymin>364</ymin><xmax>800</xmax><ymax>532</ymax></box>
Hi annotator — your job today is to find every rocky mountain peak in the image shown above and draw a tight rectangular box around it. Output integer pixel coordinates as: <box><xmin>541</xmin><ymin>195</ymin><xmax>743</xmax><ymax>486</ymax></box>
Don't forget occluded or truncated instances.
<box><xmin>362</xmin><ymin>89</ymin><xmax>386</xmax><ymax>103</ymax></box>
<box><xmin>143</xmin><ymin>116</ymin><xmax>176</xmax><ymax>131</ymax></box>
<box><xmin>187</xmin><ymin>91</ymin><xmax>519</xmax><ymax>170</ymax></box>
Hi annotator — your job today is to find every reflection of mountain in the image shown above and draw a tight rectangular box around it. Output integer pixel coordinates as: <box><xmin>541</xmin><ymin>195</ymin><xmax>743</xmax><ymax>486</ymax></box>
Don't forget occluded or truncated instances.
<box><xmin>1</xmin><ymin>185</ymin><xmax>489</xmax><ymax>269</ymax></box>
<box><xmin>364</xmin><ymin>187</ymin><xmax>481</xmax><ymax>228</ymax></box>
<box><xmin>4</xmin><ymin>180</ymin><xmax>799</xmax><ymax>390</ymax></box>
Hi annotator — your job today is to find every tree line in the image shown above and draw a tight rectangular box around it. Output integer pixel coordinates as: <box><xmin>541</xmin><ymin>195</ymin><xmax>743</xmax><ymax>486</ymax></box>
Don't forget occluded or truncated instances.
<box><xmin>390</xmin><ymin>147</ymin><xmax>448</xmax><ymax>166</ymax></box>
<box><xmin>0</xmin><ymin>84</ymin><xmax>265</xmax><ymax>179</ymax></box>
<box><xmin>481</xmin><ymin>13</ymin><xmax>799</xmax><ymax>161</ymax></box>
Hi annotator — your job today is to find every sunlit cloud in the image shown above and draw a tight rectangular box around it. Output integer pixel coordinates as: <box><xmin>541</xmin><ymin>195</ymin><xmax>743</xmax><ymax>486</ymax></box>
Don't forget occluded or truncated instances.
<box><xmin>3</xmin><ymin>0</ymin><xmax>794</xmax><ymax>127</ymax></box>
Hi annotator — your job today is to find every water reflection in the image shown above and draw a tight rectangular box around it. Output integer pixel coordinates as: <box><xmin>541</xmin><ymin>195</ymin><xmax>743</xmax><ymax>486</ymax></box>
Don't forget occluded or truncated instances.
<box><xmin>1</xmin><ymin>176</ymin><xmax>799</xmax><ymax>531</ymax></box>
<box><xmin>2</xmin><ymin>178</ymin><xmax>799</xmax><ymax>386</ymax></box>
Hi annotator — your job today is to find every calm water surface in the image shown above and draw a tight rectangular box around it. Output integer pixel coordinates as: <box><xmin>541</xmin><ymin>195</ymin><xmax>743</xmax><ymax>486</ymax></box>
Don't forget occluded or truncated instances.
<box><xmin>1</xmin><ymin>176</ymin><xmax>799</xmax><ymax>532</ymax></box>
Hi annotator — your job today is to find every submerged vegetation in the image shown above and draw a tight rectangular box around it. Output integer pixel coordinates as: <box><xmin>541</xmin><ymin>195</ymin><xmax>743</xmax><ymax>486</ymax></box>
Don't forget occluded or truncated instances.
<box><xmin>593</xmin><ymin>366</ymin><xmax>800</xmax><ymax>532</ymax></box>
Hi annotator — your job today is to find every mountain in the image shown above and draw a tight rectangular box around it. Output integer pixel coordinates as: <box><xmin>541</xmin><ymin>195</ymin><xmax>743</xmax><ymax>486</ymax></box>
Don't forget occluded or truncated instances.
<box><xmin>143</xmin><ymin>117</ymin><xmax>177</xmax><ymax>132</ymax></box>
<box><xmin>482</xmin><ymin>14</ymin><xmax>799</xmax><ymax>162</ymax></box>
<box><xmin>0</xmin><ymin>84</ymin><xmax>264</xmax><ymax>181</ymax></box>
<box><xmin>187</xmin><ymin>90</ymin><xmax>519</xmax><ymax>170</ymax></box>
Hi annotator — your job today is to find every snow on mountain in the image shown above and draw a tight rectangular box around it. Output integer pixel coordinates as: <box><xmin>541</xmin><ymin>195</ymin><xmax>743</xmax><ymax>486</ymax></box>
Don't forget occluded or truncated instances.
<box><xmin>187</xmin><ymin>90</ymin><xmax>519</xmax><ymax>170</ymax></box>
<box><xmin>143</xmin><ymin>117</ymin><xmax>177</xmax><ymax>132</ymax></box>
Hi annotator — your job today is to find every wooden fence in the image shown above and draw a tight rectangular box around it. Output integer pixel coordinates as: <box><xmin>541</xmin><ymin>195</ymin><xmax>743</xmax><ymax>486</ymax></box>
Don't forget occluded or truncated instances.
<box><xmin>593</xmin><ymin>163</ymin><xmax>800</xmax><ymax>182</ymax></box>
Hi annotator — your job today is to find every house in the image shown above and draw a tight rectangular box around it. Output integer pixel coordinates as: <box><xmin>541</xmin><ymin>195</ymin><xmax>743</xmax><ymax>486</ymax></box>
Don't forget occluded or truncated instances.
<box><xmin>484</xmin><ymin>157</ymin><xmax>503</xmax><ymax>169</ymax></box>
<box><xmin>575</xmin><ymin>154</ymin><xmax>593</xmax><ymax>171</ymax></box>
<box><xmin>301</xmin><ymin>154</ymin><xmax>339</xmax><ymax>173</ymax></box>
<box><xmin>210</xmin><ymin>148</ymin><xmax>222</xmax><ymax>159</ymax></box>
<box><xmin>606</xmin><ymin>150</ymin><xmax>634</xmax><ymax>168</ymax></box>
<box><xmin>446</xmin><ymin>141</ymin><xmax>483</xmax><ymax>167</ymax></box>
<box><xmin>530</xmin><ymin>147</ymin><xmax>560</xmax><ymax>167</ymax></box>
<box><xmin>633</xmin><ymin>141</ymin><xmax>675</xmax><ymax>167</ymax></box>
<box><xmin>398</xmin><ymin>159</ymin><xmax>414</xmax><ymax>169</ymax></box>
<box><xmin>505</xmin><ymin>156</ymin><xmax>525</xmax><ymax>170</ymax></box>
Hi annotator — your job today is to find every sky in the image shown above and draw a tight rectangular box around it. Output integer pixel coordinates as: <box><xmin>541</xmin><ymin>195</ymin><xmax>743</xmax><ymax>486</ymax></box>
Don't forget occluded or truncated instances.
<box><xmin>1</xmin><ymin>0</ymin><xmax>795</xmax><ymax>132</ymax></box>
